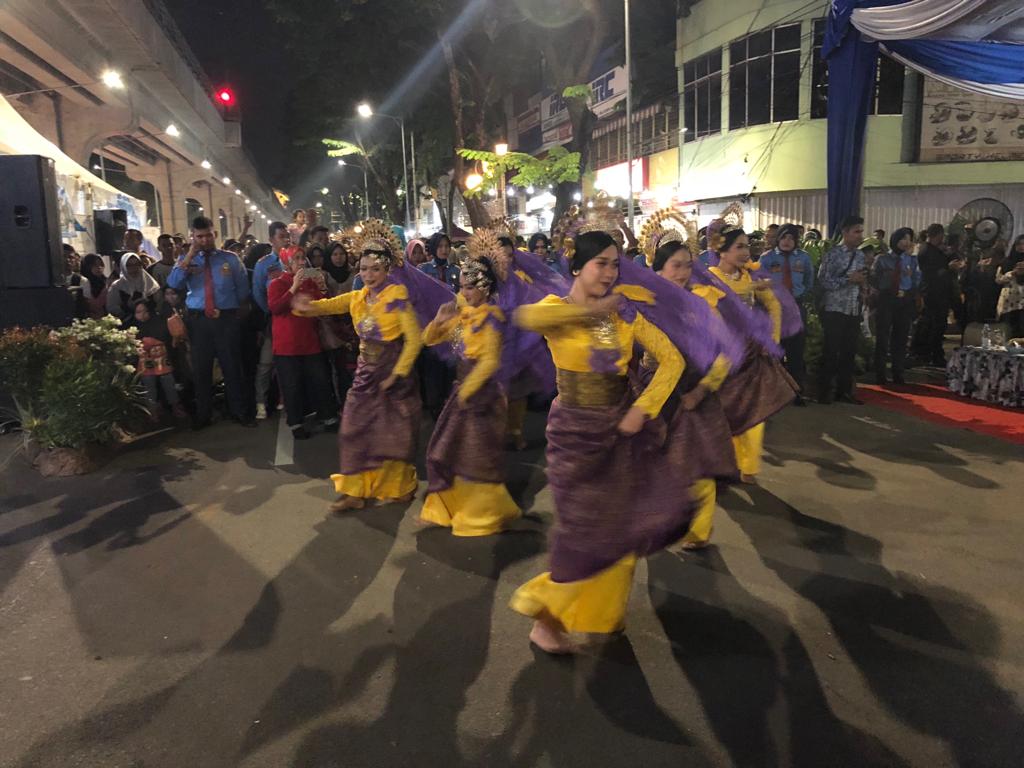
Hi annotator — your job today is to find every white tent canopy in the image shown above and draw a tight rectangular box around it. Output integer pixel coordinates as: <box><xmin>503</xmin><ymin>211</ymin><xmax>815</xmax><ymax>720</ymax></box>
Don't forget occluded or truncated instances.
<box><xmin>0</xmin><ymin>96</ymin><xmax>138</xmax><ymax>203</ymax></box>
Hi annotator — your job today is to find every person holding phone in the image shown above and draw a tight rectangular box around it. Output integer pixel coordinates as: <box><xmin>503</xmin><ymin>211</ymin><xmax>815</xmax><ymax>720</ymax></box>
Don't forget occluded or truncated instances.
<box><xmin>266</xmin><ymin>246</ymin><xmax>339</xmax><ymax>440</ymax></box>
<box><xmin>167</xmin><ymin>216</ymin><xmax>254</xmax><ymax>430</ymax></box>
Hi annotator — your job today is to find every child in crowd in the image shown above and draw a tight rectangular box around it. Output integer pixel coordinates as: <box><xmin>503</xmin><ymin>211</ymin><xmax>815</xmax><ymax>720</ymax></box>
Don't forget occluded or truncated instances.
<box><xmin>133</xmin><ymin>300</ymin><xmax>188</xmax><ymax>422</ymax></box>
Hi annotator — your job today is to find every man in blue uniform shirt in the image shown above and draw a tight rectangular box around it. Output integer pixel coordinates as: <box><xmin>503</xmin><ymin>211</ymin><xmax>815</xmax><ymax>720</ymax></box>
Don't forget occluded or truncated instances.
<box><xmin>167</xmin><ymin>216</ymin><xmax>255</xmax><ymax>430</ymax></box>
<box><xmin>759</xmin><ymin>223</ymin><xmax>814</xmax><ymax>405</ymax></box>
<box><xmin>871</xmin><ymin>227</ymin><xmax>922</xmax><ymax>385</ymax></box>
<box><xmin>816</xmin><ymin>215</ymin><xmax>867</xmax><ymax>405</ymax></box>
<box><xmin>251</xmin><ymin>221</ymin><xmax>291</xmax><ymax>418</ymax></box>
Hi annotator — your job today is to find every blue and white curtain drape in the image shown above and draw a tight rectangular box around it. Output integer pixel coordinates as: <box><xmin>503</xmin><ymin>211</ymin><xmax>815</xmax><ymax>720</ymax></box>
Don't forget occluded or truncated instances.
<box><xmin>825</xmin><ymin>0</ymin><xmax>1024</xmax><ymax>233</ymax></box>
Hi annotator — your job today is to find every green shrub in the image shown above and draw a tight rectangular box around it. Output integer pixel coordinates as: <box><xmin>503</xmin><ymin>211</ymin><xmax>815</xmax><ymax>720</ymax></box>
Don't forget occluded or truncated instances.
<box><xmin>0</xmin><ymin>327</ymin><xmax>57</xmax><ymax>407</ymax></box>
<box><xmin>0</xmin><ymin>318</ymin><xmax>146</xmax><ymax>450</ymax></box>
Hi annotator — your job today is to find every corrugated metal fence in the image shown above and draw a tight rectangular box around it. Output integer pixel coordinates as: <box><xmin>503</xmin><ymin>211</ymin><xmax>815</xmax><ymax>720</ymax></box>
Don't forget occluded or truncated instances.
<box><xmin>755</xmin><ymin>184</ymin><xmax>1024</xmax><ymax>238</ymax></box>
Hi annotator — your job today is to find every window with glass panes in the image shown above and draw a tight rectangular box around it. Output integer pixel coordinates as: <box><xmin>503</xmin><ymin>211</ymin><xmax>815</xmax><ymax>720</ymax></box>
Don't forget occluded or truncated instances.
<box><xmin>682</xmin><ymin>49</ymin><xmax>722</xmax><ymax>142</ymax></box>
<box><xmin>728</xmin><ymin>24</ymin><xmax>801</xmax><ymax>130</ymax></box>
<box><xmin>811</xmin><ymin>18</ymin><xmax>905</xmax><ymax>118</ymax></box>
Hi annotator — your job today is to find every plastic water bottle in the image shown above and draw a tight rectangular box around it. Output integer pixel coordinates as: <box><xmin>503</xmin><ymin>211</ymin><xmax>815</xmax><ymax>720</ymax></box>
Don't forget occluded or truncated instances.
<box><xmin>981</xmin><ymin>323</ymin><xmax>991</xmax><ymax>350</ymax></box>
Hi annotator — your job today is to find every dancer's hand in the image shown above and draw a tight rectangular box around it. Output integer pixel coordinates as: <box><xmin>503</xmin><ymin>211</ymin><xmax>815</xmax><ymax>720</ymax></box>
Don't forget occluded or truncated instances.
<box><xmin>434</xmin><ymin>301</ymin><xmax>458</xmax><ymax>324</ymax></box>
<box><xmin>680</xmin><ymin>384</ymin><xmax>708</xmax><ymax>411</ymax></box>
<box><xmin>292</xmin><ymin>293</ymin><xmax>313</xmax><ymax>312</ymax></box>
<box><xmin>380</xmin><ymin>374</ymin><xmax>397</xmax><ymax>392</ymax></box>
<box><xmin>617</xmin><ymin>406</ymin><xmax>646</xmax><ymax>436</ymax></box>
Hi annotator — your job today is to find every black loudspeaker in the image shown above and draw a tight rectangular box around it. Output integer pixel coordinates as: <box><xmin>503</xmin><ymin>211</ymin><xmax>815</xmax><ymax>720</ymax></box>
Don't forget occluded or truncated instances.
<box><xmin>0</xmin><ymin>287</ymin><xmax>74</xmax><ymax>330</ymax></box>
<box><xmin>0</xmin><ymin>154</ymin><xmax>63</xmax><ymax>288</ymax></box>
<box><xmin>93</xmin><ymin>208</ymin><xmax>128</xmax><ymax>255</ymax></box>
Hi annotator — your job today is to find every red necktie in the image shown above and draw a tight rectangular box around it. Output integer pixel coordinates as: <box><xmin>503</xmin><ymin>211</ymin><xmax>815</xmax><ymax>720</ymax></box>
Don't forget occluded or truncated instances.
<box><xmin>892</xmin><ymin>254</ymin><xmax>901</xmax><ymax>293</ymax></box>
<box><xmin>203</xmin><ymin>255</ymin><xmax>217</xmax><ymax>318</ymax></box>
<box><xmin>782</xmin><ymin>254</ymin><xmax>793</xmax><ymax>292</ymax></box>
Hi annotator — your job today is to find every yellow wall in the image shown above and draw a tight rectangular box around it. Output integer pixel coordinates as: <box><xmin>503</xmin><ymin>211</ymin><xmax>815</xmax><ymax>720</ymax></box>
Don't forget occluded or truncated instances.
<box><xmin>678</xmin><ymin>115</ymin><xmax>1024</xmax><ymax>202</ymax></box>
<box><xmin>649</xmin><ymin>147</ymin><xmax>679</xmax><ymax>190</ymax></box>
<box><xmin>675</xmin><ymin>0</ymin><xmax>1024</xmax><ymax>201</ymax></box>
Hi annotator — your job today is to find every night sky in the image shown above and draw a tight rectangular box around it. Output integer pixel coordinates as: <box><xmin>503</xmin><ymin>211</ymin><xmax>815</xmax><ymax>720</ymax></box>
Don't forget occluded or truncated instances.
<box><xmin>163</xmin><ymin>0</ymin><xmax>292</xmax><ymax>187</ymax></box>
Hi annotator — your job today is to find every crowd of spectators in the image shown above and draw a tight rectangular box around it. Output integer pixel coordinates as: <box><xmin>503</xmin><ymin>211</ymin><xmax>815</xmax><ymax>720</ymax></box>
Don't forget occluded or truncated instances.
<box><xmin>58</xmin><ymin>205</ymin><xmax>1024</xmax><ymax>430</ymax></box>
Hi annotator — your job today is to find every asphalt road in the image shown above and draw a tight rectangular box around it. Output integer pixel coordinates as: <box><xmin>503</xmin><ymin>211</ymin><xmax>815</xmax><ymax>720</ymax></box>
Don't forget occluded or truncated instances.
<box><xmin>1</xmin><ymin>399</ymin><xmax>1022</xmax><ymax>768</ymax></box>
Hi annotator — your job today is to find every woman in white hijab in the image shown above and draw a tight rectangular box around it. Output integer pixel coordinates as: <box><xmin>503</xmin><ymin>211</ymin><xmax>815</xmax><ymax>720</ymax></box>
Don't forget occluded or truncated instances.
<box><xmin>107</xmin><ymin>252</ymin><xmax>161</xmax><ymax>324</ymax></box>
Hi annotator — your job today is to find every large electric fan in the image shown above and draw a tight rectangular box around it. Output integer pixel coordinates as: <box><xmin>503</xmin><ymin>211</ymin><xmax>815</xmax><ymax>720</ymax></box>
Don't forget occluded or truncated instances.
<box><xmin>948</xmin><ymin>197</ymin><xmax>1014</xmax><ymax>247</ymax></box>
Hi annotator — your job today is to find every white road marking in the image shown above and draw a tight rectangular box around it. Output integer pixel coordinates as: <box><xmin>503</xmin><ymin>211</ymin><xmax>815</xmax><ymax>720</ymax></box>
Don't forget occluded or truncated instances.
<box><xmin>273</xmin><ymin>410</ymin><xmax>294</xmax><ymax>466</ymax></box>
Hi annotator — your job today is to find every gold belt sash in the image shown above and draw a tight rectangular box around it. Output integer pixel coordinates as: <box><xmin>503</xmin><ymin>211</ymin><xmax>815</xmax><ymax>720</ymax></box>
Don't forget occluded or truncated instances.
<box><xmin>556</xmin><ymin>369</ymin><xmax>627</xmax><ymax>407</ymax></box>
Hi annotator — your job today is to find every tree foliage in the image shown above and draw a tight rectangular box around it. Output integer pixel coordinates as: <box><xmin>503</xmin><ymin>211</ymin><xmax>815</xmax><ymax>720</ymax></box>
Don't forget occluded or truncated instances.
<box><xmin>456</xmin><ymin>147</ymin><xmax>581</xmax><ymax>198</ymax></box>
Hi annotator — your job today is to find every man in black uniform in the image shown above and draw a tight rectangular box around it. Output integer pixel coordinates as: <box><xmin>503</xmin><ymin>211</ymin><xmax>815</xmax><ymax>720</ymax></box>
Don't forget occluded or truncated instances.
<box><xmin>916</xmin><ymin>223</ymin><xmax>964</xmax><ymax>367</ymax></box>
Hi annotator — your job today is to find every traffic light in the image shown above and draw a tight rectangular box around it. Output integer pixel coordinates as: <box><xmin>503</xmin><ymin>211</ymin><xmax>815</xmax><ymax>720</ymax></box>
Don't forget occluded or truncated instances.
<box><xmin>214</xmin><ymin>86</ymin><xmax>241</xmax><ymax>146</ymax></box>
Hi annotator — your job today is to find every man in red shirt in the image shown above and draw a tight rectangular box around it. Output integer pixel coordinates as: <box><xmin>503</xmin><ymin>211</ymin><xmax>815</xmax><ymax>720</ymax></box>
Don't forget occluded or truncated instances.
<box><xmin>267</xmin><ymin>247</ymin><xmax>339</xmax><ymax>439</ymax></box>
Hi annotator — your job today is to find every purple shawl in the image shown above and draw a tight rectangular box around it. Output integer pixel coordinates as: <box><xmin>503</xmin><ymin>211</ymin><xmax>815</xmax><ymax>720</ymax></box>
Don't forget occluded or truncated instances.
<box><xmin>688</xmin><ymin>262</ymin><xmax>783</xmax><ymax>358</ymax></box>
<box><xmin>491</xmin><ymin>250</ymin><xmax>570</xmax><ymax>391</ymax></box>
<box><xmin>616</xmin><ymin>258</ymin><xmax>744</xmax><ymax>375</ymax></box>
<box><xmin>388</xmin><ymin>259</ymin><xmax>456</xmax><ymax>328</ymax></box>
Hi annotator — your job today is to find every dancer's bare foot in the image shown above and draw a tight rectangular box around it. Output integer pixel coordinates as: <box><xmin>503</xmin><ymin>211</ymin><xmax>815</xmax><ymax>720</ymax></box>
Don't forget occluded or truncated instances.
<box><xmin>330</xmin><ymin>495</ymin><xmax>365</xmax><ymax>513</ymax></box>
<box><xmin>678</xmin><ymin>538</ymin><xmax>710</xmax><ymax>551</ymax></box>
<box><xmin>740</xmin><ymin>473</ymin><xmax>758</xmax><ymax>485</ymax></box>
<box><xmin>529</xmin><ymin>619</ymin><xmax>574</xmax><ymax>655</ymax></box>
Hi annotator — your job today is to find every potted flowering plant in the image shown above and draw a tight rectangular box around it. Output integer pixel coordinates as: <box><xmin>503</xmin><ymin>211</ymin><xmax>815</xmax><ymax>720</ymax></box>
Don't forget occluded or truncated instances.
<box><xmin>0</xmin><ymin>317</ymin><xmax>148</xmax><ymax>476</ymax></box>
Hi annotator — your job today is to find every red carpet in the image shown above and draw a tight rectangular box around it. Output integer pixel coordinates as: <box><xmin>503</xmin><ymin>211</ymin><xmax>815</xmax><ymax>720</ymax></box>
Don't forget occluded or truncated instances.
<box><xmin>858</xmin><ymin>383</ymin><xmax>1024</xmax><ymax>445</ymax></box>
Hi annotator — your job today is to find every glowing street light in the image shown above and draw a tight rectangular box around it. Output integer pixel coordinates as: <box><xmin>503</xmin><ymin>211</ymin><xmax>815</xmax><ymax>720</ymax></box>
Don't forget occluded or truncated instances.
<box><xmin>357</xmin><ymin>102</ymin><xmax>411</xmax><ymax>230</ymax></box>
<box><xmin>166</xmin><ymin>124</ymin><xmax>180</xmax><ymax>137</ymax></box>
<box><xmin>101</xmin><ymin>70</ymin><xmax>124</xmax><ymax>90</ymax></box>
<box><xmin>315</xmin><ymin>201</ymin><xmax>323</xmax><ymax>208</ymax></box>
<box><xmin>337</xmin><ymin>159</ymin><xmax>346</xmax><ymax>166</ymax></box>
<box><xmin>249</xmin><ymin>204</ymin><xmax>257</xmax><ymax>211</ymax></box>
<box><xmin>201</xmin><ymin>159</ymin><xmax>211</xmax><ymax>169</ymax></box>
<box><xmin>495</xmin><ymin>142</ymin><xmax>509</xmax><ymax>157</ymax></box>
<box><xmin>465</xmin><ymin>172</ymin><xmax>483</xmax><ymax>191</ymax></box>
<box><xmin>235</xmin><ymin>189</ymin><xmax>242</xmax><ymax>195</ymax></box>
<box><xmin>321</xmin><ymin>187</ymin><xmax>329</xmax><ymax>195</ymax></box>
<box><xmin>222</xmin><ymin>176</ymin><xmax>231</xmax><ymax>185</ymax></box>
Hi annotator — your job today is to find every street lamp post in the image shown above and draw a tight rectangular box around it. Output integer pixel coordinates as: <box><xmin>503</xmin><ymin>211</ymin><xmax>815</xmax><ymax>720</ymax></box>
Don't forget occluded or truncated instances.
<box><xmin>495</xmin><ymin>142</ymin><xmax>509</xmax><ymax>218</ymax></box>
<box><xmin>624</xmin><ymin>0</ymin><xmax>634</xmax><ymax>232</ymax></box>
<box><xmin>357</xmin><ymin>103</ymin><xmax>411</xmax><ymax>232</ymax></box>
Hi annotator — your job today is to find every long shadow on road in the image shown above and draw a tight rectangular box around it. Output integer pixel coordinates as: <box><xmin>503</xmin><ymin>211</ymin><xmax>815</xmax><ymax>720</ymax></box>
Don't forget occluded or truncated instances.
<box><xmin>649</xmin><ymin>547</ymin><xmax>908</xmax><ymax>767</ymax></box>
<box><xmin>719</xmin><ymin>485</ymin><xmax>1024</xmax><ymax>767</ymax></box>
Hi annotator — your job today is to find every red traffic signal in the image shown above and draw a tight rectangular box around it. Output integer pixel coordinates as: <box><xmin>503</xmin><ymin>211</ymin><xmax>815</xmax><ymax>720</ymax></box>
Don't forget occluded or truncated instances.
<box><xmin>216</xmin><ymin>87</ymin><xmax>235</xmax><ymax>106</ymax></box>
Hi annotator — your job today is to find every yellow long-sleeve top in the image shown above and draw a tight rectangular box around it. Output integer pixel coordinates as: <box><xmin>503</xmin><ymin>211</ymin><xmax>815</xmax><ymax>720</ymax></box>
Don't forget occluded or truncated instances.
<box><xmin>297</xmin><ymin>282</ymin><xmax>422</xmax><ymax>377</ymax></box>
<box><xmin>514</xmin><ymin>294</ymin><xmax>683</xmax><ymax>419</ymax></box>
<box><xmin>422</xmin><ymin>303</ymin><xmax>504</xmax><ymax>402</ymax></box>
<box><xmin>709</xmin><ymin>265</ymin><xmax>783</xmax><ymax>343</ymax></box>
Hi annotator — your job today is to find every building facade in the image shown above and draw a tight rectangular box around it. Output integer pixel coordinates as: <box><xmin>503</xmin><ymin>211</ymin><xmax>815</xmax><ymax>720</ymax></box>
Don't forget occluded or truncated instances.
<box><xmin>676</xmin><ymin>0</ymin><xmax>1024</xmax><ymax>235</ymax></box>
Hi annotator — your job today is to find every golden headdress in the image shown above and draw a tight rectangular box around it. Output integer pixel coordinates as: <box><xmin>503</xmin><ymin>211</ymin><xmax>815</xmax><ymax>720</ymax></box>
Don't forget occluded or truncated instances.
<box><xmin>485</xmin><ymin>216</ymin><xmax>517</xmax><ymax>243</ymax></box>
<box><xmin>709</xmin><ymin>223</ymin><xmax>745</xmax><ymax>254</ymax></box>
<box><xmin>640</xmin><ymin>208</ymin><xmax>699</xmax><ymax>267</ymax></box>
<box><xmin>465</xmin><ymin>227</ymin><xmax>505</xmax><ymax>288</ymax></box>
<box><xmin>466</xmin><ymin>227</ymin><xmax>503</xmax><ymax>262</ymax></box>
<box><xmin>349</xmin><ymin>219</ymin><xmax>404</xmax><ymax>268</ymax></box>
<box><xmin>720</xmin><ymin>201</ymin><xmax>745</xmax><ymax>227</ymax></box>
<box><xmin>553</xmin><ymin>204</ymin><xmax>625</xmax><ymax>264</ymax></box>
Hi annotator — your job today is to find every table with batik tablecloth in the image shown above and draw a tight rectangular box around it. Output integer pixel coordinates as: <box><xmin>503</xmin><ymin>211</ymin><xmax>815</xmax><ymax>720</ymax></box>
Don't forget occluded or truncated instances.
<box><xmin>946</xmin><ymin>347</ymin><xmax>1024</xmax><ymax>408</ymax></box>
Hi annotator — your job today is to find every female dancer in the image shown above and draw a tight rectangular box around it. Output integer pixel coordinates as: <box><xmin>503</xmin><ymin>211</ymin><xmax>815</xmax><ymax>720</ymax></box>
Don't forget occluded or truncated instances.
<box><xmin>708</xmin><ymin>226</ymin><xmax>796</xmax><ymax>483</ymax></box>
<box><xmin>509</xmin><ymin>230</ymin><xmax>691</xmax><ymax>654</ymax></box>
<box><xmin>295</xmin><ymin>221</ymin><xmax>425</xmax><ymax>511</ymax></box>
<box><xmin>648</xmin><ymin>236</ymin><xmax>738</xmax><ymax>549</ymax></box>
<box><xmin>420</xmin><ymin>253</ymin><xmax>521</xmax><ymax>536</ymax></box>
